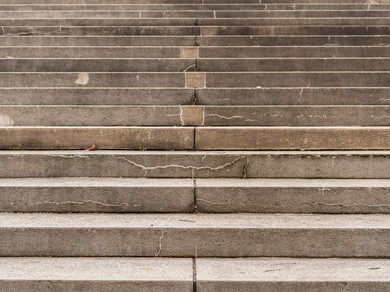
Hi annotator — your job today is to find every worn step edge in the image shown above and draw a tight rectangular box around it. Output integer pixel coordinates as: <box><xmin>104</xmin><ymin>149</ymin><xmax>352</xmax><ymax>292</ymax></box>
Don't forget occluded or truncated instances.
<box><xmin>1</xmin><ymin>213</ymin><xmax>390</xmax><ymax>257</ymax></box>
<box><xmin>0</xmin><ymin>257</ymin><xmax>193</xmax><ymax>292</ymax></box>
<box><xmin>197</xmin><ymin>257</ymin><xmax>390</xmax><ymax>291</ymax></box>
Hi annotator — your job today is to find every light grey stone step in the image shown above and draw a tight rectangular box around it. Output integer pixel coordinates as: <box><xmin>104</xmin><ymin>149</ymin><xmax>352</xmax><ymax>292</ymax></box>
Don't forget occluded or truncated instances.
<box><xmin>201</xmin><ymin>26</ymin><xmax>390</xmax><ymax>36</ymax></box>
<box><xmin>1</xmin><ymin>213</ymin><xmax>390</xmax><ymax>257</ymax></box>
<box><xmin>0</xmin><ymin>178</ymin><xmax>194</xmax><ymax>213</ymax></box>
<box><xmin>3</xmin><ymin>58</ymin><xmax>390</xmax><ymax>72</ymax></box>
<box><xmin>0</xmin><ymin>46</ymin><xmax>186</xmax><ymax>58</ymax></box>
<box><xmin>0</xmin><ymin>26</ymin><xmax>201</xmax><ymax>36</ymax></box>
<box><xmin>1</xmin><ymin>36</ymin><xmax>388</xmax><ymax>47</ymax></box>
<box><xmin>1</xmin><ymin>3</ymin><xmax>390</xmax><ymax>11</ymax></box>
<box><xmin>0</xmin><ymin>127</ymin><xmax>194</xmax><ymax>150</ymax></box>
<box><xmin>3</xmin><ymin>126</ymin><xmax>390</xmax><ymax>150</ymax></box>
<box><xmin>2</xmin><ymin>150</ymin><xmax>390</xmax><ymax>179</ymax></box>
<box><xmin>196</xmin><ymin>35</ymin><xmax>390</xmax><ymax>46</ymax></box>
<box><xmin>197</xmin><ymin>258</ymin><xmax>390</xmax><ymax>292</ymax></box>
<box><xmin>196</xmin><ymin>126</ymin><xmax>390</xmax><ymax>150</ymax></box>
<box><xmin>0</xmin><ymin>58</ymin><xmax>197</xmax><ymax>72</ymax></box>
<box><xmin>199</xmin><ymin>105</ymin><xmax>390</xmax><ymax>126</ymax></box>
<box><xmin>2</xmin><ymin>10</ymin><xmax>390</xmax><ymax>19</ymax></box>
<box><xmin>0</xmin><ymin>88</ymin><xmax>195</xmax><ymax>105</ymax></box>
<box><xmin>5</xmin><ymin>105</ymin><xmax>390</xmax><ymax>126</ymax></box>
<box><xmin>2</xmin><ymin>45</ymin><xmax>390</xmax><ymax>59</ymax></box>
<box><xmin>2</xmin><ymin>18</ymin><xmax>390</xmax><ymax>26</ymax></box>
<box><xmin>199</xmin><ymin>46</ymin><xmax>390</xmax><ymax>58</ymax></box>
<box><xmin>196</xmin><ymin>88</ymin><xmax>390</xmax><ymax>105</ymax></box>
<box><xmin>197</xmin><ymin>58</ymin><xmax>390</xmax><ymax>72</ymax></box>
<box><xmin>1</xmin><ymin>72</ymin><xmax>390</xmax><ymax>88</ymax></box>
<box><xmin>0</xmin><ymin>257</ymin><xmax>193</xmax><ymax>292</ymax></box>
<box><xmin>2</xmin><ymin>26</ymin><xmax>390</xmax><ymax>36</ymax></box>
<box><xmin>196</xmin><ymin>178</ymin><xmax>390</xmax><ymax>213</ymax></box>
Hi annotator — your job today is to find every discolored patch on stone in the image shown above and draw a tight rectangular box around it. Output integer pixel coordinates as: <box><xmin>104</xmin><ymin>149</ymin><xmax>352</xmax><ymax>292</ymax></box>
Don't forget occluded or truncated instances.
<box><xmin>186</xmin><ymin>72</ymin><xmax>206</xmax><ymax>88</ymax></box>
<box><xmin>74</xmin><ymin>73</ymin><xmax>89</xmax><ymax>86</ymax></box>
<box><xmin>180</xmin><ymin>47</ymin><xmax>199</xmax><ymax>59</ymax></box>
<box><xmin>181</xmin><ymin>106</ymin><xmax>204</xmax><ymax>126</ymax></box>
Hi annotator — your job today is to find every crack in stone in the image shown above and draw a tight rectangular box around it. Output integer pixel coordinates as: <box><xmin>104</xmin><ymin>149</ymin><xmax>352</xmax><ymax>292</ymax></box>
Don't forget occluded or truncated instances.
<box><xmin>118</xmin><ymin>156</ymin><xmax>247</xmax><ymax>177</ymax></box>
<box><xmin>197</xmin><ymin>198</ymin><xmax>227</xmax><ymax>205</ymax></box>
<box><xmin>36</xmin><ymin>200</ymin><xmax>129</xmax><ymax>207</ymax></box>
<box><xmin>155</xmin><ymin>230</ymin><xmax>164</xmax><ymax>257</ymax></box>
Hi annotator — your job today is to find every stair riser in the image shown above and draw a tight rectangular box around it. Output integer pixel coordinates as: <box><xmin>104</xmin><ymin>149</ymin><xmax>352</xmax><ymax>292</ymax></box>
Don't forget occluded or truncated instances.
<box><xmin>197</xmin><ymin>88</ymin><xmax>390</xmax><ymax>105</ymax></box>
<box><xmin>2</xmin><ymin>26</ymin><xmax>390</xmax><ymax>36</ymax></box>
<box><xmin>1</xmin><ymin>72</ymin><xmax>390</xmax><ymax>87</ymax></box>
<box><xmin>4</xmin><ymin>106</ymin><xmax>390</xmax><ymax>126</ymax></box>
<box><xmin>0</xmin><ymin>228</ymin><xmax>388</xmax><ymax>257</ymax></box>
<box><xmin>0</xmin><ymin>127</ymin><xmax>194</xmax><ymax>150</ymax></box>
<box><xmin>3</xmin><ymin>18</ymin><xmax>390</xmax><ymax>26</ymax></box>
<box><xmin>0</xmin><ymin>88</ymin><xmax>195</xmax><ymax>105</ymax></box>
<box><xmin>0</xmin><ymin>186</ymin><xmax>194</xmax><ymax>213</ymax></box>
<box><xmin>1</xmin><ymin>36</ymin><xmax>388</xmax><ymax>46</ymax></box>
<box><xmin>2</xmin><ymin>46</ymin><xmax>390</xmax><ymax>58</ymax></box>
<box><xmin>3</xmin><ymin>58</ymin><xmax>389</xmax><ymax>72</ymax></box>
<box><xmin>1</xmin><ymin>151</ymin><xmax>390</xmax><ymax>178</ymax></box>
<box><xmin>1</xmin><ymin>4</ymin><xmax>389</xmax><ymax>11</ymax></box>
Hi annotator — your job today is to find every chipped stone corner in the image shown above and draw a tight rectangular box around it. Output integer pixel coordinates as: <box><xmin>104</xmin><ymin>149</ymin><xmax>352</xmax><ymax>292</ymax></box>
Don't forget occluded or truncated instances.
<box><xmin>185</xmin><ymin>72</ymin><xmax>206</xmax><ymax>88</ymax></box>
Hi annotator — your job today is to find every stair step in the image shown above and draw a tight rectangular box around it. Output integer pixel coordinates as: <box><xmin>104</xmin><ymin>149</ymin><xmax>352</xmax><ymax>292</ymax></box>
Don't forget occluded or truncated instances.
<box><xmin>0</xmin><ymin>126</ymin><xmax>194</xmax><ymax>150</ymax></box>
<box><xmin>0</xmin><ymin>213</ymin><xmax>389</xmax><ymax>257</ymax></box>
<box><xmin>0</xmin><ymin>257</ymin><xmax>193</xmax><ymax>291</ymax></box>
<box><xmin>1</xmin><ymin>4</ymin><xmax>390</xmax><ymax>11</ymax></box>
<box><xmin>2</xmin><ymin>58</ymin><xmax>390</xmax><ymax>72</ymax></box>
<box><xmin>0</xmin><ymin>88</ymin><xmax>195</xmax><ymax>105</ymax></box>
<box><xmin>2</xmin><ymin>177</ymin><xmax>390</xmax><ymax>214</ymax></box>
<box><xmin>196</xmin><ymin>126</ymin><xmax>390</xmax><ymax>150</ymax></box>
<box><xmin>1</xmin><ymin>35</ymin><xmax>388</xmax><ymax>47</ymax></box>
<box><xmin>1</xmin><ymin>150</ymin><xmax>390</xmax><ymax>179</ymax></box>
<box><xmin>0</xmin><ymin>178</ymin><xmax>194</xmax><ymax>213</ymax></box>
<box><xmin>1</xmin><ymin>25</ymin><xmax>390</xmax><ymax>36</ymax></box>
<box><xmin>197</xmin><ymin>258</ymin><xmax>390</xmax><ymax>291</ymax></box>
<box><xmin>2</xmin><ymin>18</ymin><xmax>390</xmax><ymax>26</ymax></box>
<box><xmin>2</xmin><ymin>10</ymin><xmax>390</xmax><ymax>18</ymax></box>
<box><xmin>4</xmin><ymin>105</ymin><xmax>390</xmax><ymax>126</ymax></box>
<box><xmin>1</xmin><ymin>46</ymin><xmax>389</xmax><ymax>58</ymax></box>
<box><xmin>1</xmin><ymin>72</ymin><xmax>390</xmax><ymax>88</ymax></box>
<box><xmin>197</xmin><ymin>88</ymin><xmax>390</xmax><ymax>105</ymax></box>
<box><xmin>196</xmin><ymin>178</ymin><xmax>390</xmax><ymax>213</ymax></box>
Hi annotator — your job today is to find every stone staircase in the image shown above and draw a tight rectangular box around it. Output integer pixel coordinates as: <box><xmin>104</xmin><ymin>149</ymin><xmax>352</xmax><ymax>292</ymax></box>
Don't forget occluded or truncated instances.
<box><xmin>1</xmin><ymin>0</ymin><xmax>390</xmax><ymax>290</ymax></box>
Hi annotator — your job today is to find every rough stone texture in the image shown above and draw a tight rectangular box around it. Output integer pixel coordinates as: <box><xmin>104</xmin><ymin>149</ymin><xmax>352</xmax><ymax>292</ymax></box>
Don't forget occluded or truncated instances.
<box><xmin>196</xmin><ymin>127</ymin><xmax>390</xmax><ymax>150</ymax></box>
<box><xmin>0</xmin><ymin>127</ymin><xmax>194</xmax><ymax>150</ymax></box>
<box><xmin>0</xmin><ymin>178</ymin><xmax>194</xmax><ymax>213</ymax></box>
<box><xmin>196</xmin><ymin>178</ymin><xmax>390</xmax><ymax>213</ymax></box>
<box><xmin>3</xmin><ymin>151</ymin><xmax>390</xmax><ymax>178</ymax></box>
<box><xmin>0</xmin><ymin>88</ymin><xmax>194</xmax><ymax>105</ymax></box>
<box><xmin>181</xmin><ymin>106</ymin><xmax>204</xmax><ymax>125</ymax></box>
<box><xmin>185</xmin><ymin>72</ymin><xmax>206</xmax><ymax>88</ymax></box>
<box><xmin>197</xmin><ymin>258</ymin><xmax>390</xmax><ymax>292</ymax></box>
<box><xmin>0</xmin><ymin>257</ymin><xmax>193</xmax><ymax>292</ymax></box>
<box><xmin>1</xmin><ymin>213</ymin><xmax>390</xmax><ymax>257</ymax></box>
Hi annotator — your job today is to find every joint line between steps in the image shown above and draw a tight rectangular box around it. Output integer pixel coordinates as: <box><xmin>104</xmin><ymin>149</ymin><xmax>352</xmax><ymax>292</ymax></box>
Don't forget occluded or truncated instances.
<box><xmin>192</xmin><ymin>177</ymin><xmax>198</xmax><ymax>213</ymax></box>
<box><xmin>193</xmin><ymin>258</ymin><xmax>197</xmax><ymax>292</ymax></box>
